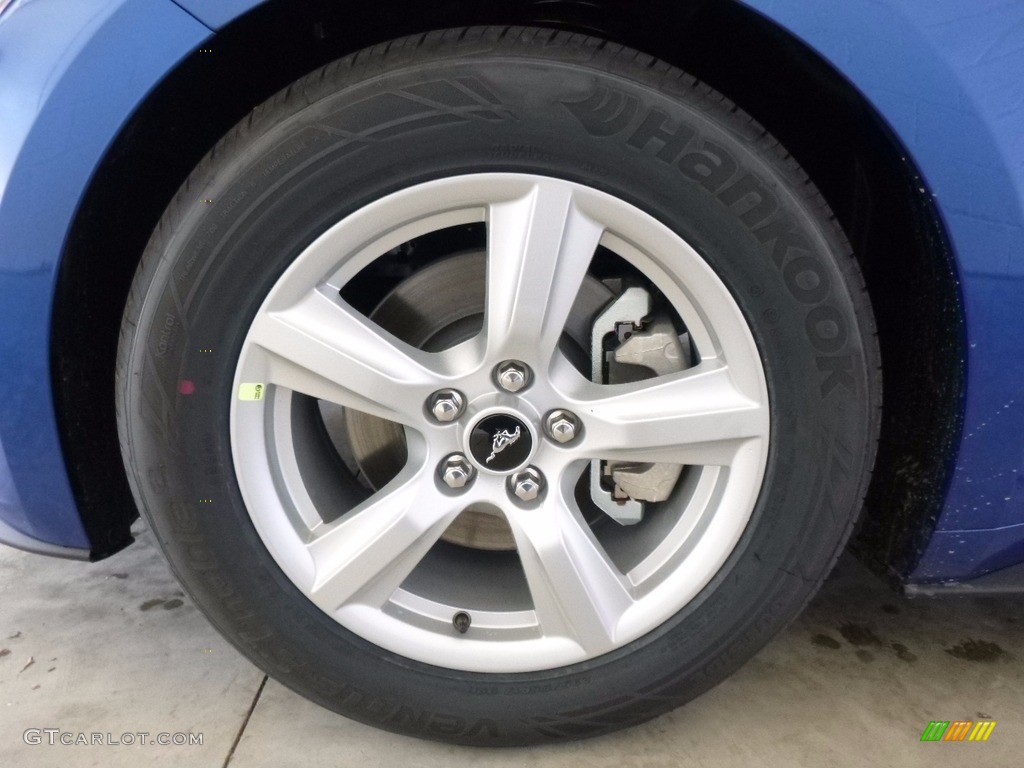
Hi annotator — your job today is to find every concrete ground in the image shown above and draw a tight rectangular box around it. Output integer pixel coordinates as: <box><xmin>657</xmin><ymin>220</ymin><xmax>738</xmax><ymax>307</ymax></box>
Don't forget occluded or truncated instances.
<box><xmin>1</xmin><ymin>523</ymin><xmax>1021</xmax><ymax>768</ymax></box>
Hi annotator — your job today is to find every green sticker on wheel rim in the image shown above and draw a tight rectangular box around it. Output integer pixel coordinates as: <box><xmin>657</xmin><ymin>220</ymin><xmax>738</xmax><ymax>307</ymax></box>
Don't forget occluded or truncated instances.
<box><xmin>238</xmin><ymin>383</ymin><xmax>265</xmax><ymax>401</ymax></box>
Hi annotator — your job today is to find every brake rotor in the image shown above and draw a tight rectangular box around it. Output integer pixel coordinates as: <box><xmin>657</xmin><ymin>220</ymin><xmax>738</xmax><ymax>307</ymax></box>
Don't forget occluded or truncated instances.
<box><xmin>344</xmin><ymin>250</ymin><xmax>613</xmax><ymax>551</ymax></box>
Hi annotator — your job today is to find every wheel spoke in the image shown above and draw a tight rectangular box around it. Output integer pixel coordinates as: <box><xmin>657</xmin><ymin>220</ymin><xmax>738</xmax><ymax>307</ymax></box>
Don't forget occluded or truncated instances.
<box><xmin>305</xmin><ymin>462</ymin><xmax>462</xmax><ymax>612</ymax></box>
<box><xmin>571</xmin><ymin>360</ymin><xmax>769</xmax><ymax>466</ymax></box>
<box><xmin>507</xmin><ymin>487</ymin><xmax>635</xmax><ymax>653</ymax></box>
<box><xmin>484</xmin><ymin>181</ymin><xmax>605</xmax><ymax>364</ymax></box>
<box><xmin>248</xmin><ymin>289</ymin><xmax>443</xmax><ymax>425</ymax></box>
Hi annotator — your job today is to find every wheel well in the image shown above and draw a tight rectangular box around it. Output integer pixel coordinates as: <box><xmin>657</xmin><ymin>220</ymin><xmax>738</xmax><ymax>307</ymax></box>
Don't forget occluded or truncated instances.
<box><xmin>53</xmin><ymin>0</ymin><xmax>964</xmax><ymax>570</ymax></box>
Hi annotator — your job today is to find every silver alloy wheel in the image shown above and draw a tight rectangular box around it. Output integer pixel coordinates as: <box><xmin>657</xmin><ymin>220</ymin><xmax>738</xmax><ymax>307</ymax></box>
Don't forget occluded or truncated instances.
<box><xmin>230</xmin><ymin>174</ymin><xmax>770</xmax><ymax>673</ymax></box>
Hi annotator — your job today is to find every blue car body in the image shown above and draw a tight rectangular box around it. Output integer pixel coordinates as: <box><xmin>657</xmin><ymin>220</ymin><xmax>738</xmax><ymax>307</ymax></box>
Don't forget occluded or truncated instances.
<box><xmin>1</xmin><ymin>0</ymin><xmax>1022</xmax><ymax>586</ymax></box>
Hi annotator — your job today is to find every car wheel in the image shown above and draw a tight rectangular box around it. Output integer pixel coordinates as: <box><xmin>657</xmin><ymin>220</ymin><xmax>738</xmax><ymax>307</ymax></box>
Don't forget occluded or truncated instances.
<box><xmin>117</xmin><ymin>27</ymin><xmax>880</xmax><ymax>745</ymax></box>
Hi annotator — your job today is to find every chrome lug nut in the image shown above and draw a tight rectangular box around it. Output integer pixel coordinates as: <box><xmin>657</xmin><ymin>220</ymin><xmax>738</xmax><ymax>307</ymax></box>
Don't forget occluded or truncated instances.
<box><xmin>441</xmin><ymin>454</ymin><xmax>473</xmax><ymax>489</ymax></box>
<box><xmin>510</xmin><ymin>467</ymin><xmax>544</xmax><ymax>502</ymax></box>
<box><xmin>496</xmin><ymin>361</ymin><xmax>530</xmax><ymax>393</ymax></box>
<box><xmin>544</xmin><ymin>409</ymin><xmax>580</xmax><ymax>444</ymax></box>
<box><xmin>428</xmin><ymin>389</ymin><xmax>465</xmax><ymax>423</ymax></box>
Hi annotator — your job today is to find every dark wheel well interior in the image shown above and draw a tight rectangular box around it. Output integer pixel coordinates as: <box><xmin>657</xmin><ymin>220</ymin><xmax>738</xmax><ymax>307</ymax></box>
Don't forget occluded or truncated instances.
<box><xmin>53</xmin><ymin>0</ymin><xmax>964</xmax><ymax>573</ymax></box>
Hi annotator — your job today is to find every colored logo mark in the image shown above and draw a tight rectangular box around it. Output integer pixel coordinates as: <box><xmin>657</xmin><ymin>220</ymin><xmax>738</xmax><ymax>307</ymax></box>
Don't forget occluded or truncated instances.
<box><xmin>920</xmin><ymin>720</ymin><xmax>996</xmax><ymax>742</ymax></box>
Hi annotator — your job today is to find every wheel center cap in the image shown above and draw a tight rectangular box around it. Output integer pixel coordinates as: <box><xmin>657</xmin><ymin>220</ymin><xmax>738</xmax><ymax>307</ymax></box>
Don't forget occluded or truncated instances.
<box><xmin>469</xmin><ymin>414</ymin><xmax>533</xmax><ymax>472</ymax></box>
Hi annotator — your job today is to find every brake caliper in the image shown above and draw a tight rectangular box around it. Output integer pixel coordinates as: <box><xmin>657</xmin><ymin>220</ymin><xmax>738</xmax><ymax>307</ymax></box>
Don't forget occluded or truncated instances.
<box><xmin>590</xmin><ymin>286</ymin><xmax>690</xmax><ymax>525</ymax></box>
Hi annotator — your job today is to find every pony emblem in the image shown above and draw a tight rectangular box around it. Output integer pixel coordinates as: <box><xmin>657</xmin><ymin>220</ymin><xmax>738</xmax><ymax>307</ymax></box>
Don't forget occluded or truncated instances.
<box><xmin>486</xmin><ymin>426</ymin><xmax>521</xmax><ymax>463</ymax></box>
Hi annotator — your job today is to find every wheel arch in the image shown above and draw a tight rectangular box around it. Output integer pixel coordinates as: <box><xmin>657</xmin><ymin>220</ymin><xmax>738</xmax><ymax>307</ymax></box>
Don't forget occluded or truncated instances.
<box><xmin>53</xmin><ymin>0</ymin><xmax>964</xmax><ymax>572</ymax></box>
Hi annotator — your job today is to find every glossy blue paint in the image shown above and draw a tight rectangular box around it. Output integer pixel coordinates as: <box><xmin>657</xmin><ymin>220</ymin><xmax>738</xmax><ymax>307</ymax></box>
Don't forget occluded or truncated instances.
<box><xmin>0</xmin><ymin>434</ymin><xmax>26</xmax><ymax>534</ymax></box>
<box><xmin>0</xmin><ymin>0</ymin><xmax>210</xmax><ymax>548</ymax></box>
<box><xmin>170</xmin><ymin>0</ymin><xmax>256</xmax><ymax>28</ymax></box>
<box><xmin>2</xmin><ymin>0</ymin><xmax>1022</xmax><ymax>582</ymax></box>
<box><xmin>917</xmin><ymin>525</ymin><xmax>1024</xmax><ymax>582</ymax></box>
<box><xmin>737</xmin><ymin>0</ymin><xmax>1024</xmax><ymax>580</ymax></box>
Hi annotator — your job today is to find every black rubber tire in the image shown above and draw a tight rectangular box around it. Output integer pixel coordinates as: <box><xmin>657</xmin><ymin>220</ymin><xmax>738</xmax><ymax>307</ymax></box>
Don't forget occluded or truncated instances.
<box><xmin>116</xmin><ymin>27</ymin><xmax>881</xmax><ymax>745</ymax></box>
